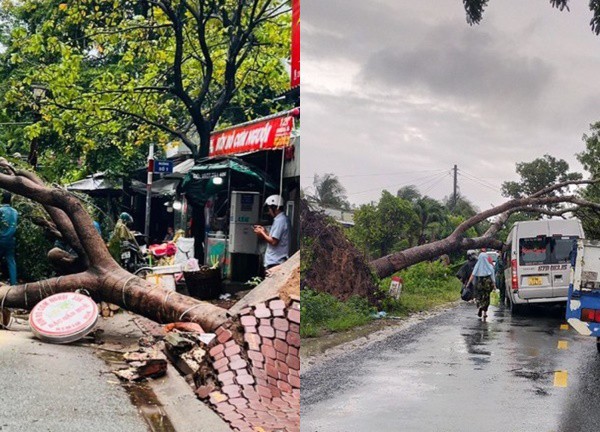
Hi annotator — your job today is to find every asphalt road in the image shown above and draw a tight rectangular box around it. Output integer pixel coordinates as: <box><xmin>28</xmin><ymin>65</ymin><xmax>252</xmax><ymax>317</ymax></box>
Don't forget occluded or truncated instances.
<box><xmin>301</xmin><ymin>302</ymin><xmax>600</xmax><ymax>432</ymax></box>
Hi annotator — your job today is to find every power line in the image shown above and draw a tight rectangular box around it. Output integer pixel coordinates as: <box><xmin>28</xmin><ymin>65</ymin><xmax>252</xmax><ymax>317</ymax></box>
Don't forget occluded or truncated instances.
<box><xmin>337</xmin><ymin>168</ymin><xmax>448</xmax><ymax>178</ymax></box>
<box><xmin>458</xmin><ymin>169</ymin><xmax>502</xmax><ymax>191</ymax></box>
<box><xmin>458</xmin><ymin>171</ymin><xmax>502</xmax><ymax>193</ymax></box>
<box><xmin>347</xmin><ymin>170</ymin><xmax>449</xmax><ymax>197</ymax></box>
<box><xmin>422</xmin><ymin>172</ymin><xmax>452</xmax><ymax>195</ymax></box>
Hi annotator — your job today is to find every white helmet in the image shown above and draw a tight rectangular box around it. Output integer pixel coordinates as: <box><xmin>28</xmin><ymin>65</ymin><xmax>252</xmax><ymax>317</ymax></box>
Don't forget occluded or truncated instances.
<box><xmin>264</xmin><ymin>194</ymin><xmax>285</xmax><ymax>207</ymax></box>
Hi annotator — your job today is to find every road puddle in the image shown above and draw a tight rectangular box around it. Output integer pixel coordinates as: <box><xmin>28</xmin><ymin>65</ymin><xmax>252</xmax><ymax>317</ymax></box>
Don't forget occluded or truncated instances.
<box><xmin>96</xmin><ymin>350</ymin><xmax>176</xmax><ymax>432</ymax></box>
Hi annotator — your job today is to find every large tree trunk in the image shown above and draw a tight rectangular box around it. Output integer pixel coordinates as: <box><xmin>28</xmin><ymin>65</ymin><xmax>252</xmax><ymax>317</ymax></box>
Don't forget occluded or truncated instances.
<box><xmin>370</xmin><ymin>179</ymin><xmax>600</xmax><ymax>278</ymax></box>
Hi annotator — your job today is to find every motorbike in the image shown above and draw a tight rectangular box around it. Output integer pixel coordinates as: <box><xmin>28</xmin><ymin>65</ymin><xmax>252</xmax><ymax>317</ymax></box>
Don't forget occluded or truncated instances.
<box><xmin>120</xmin><ymin>240</ymin><xmax>146</xmax><ymax>273</ymax></box>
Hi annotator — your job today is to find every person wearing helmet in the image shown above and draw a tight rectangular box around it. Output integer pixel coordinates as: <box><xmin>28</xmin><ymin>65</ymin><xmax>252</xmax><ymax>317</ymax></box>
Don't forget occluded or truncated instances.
<box><xmin>456</xmin><ymin>249</ymin><xmax>478</xmax><ymax>294</ymax></box>
<box><xmin>108</xmin><ymin>211</ymin><xmax>139</xmax><ymax>261</ymax></box>
<box><xmin>253</xmin><ymin>194</ymin><xmax>290</xmax><ymax>275</ymax></box>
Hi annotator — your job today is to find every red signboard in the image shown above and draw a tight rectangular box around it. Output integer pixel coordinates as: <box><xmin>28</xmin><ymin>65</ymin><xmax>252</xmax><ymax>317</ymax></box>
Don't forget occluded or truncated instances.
<box><xmin>209</xmin><ymin>115</ymin><xmax>295</xmax><ymax>157</ymax></box>
<box><xmin>291</xmin><ymin>0</ymin><xmax>300</xmax><ymax>88</ymax></box>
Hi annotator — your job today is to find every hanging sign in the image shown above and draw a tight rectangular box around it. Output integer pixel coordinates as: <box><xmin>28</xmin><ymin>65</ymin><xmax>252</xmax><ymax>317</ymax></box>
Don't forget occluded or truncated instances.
<box><xmin>291</xmin><ymin>0</ymin><xmax>300</xmax><ymax>88</ymax></box>
<box><xmin>209</xmin><ymin>115</ymin><xmax>295</xmax><ymax>157</ymax></box>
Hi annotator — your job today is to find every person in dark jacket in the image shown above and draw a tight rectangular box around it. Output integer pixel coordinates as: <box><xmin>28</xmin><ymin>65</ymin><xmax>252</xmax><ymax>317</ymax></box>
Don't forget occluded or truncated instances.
<box><xmin>456</xmin><ymin>249</ymin><xmax>478</xmax><ymax>288</ymax></box>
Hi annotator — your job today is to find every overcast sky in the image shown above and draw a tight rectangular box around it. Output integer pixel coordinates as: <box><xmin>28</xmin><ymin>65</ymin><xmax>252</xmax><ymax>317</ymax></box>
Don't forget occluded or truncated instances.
<box><xmin>301</xmin><ymin>0</ymin><xmax>600</xmax><ymax>211</ymax></box>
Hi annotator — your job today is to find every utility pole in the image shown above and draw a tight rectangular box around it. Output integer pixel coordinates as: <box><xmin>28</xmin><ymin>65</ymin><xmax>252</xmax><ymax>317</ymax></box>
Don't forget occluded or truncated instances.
<box><xmin>145</xmin><ymin>143</ymin><xmax>155</xmax><ymax>243</ymax></box>
<box><xmin>452</xmin><ymin>164</ymin><xmax>458</xmax><ymax>210</ymax></box>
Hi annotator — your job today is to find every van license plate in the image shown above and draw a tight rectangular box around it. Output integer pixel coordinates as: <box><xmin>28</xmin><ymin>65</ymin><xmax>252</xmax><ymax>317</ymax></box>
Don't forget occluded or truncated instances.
<box><xmin>528</xmin><ymin>276</ymin><xmax>542</xmax><ymax>286</ymax></box>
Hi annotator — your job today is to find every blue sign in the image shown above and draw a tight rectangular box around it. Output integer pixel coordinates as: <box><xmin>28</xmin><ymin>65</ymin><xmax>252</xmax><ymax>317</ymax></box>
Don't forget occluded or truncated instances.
<box><xmin>154</xmin><ymin>160</ymin><xmax>173</xmax><ymax>174</ymax></box>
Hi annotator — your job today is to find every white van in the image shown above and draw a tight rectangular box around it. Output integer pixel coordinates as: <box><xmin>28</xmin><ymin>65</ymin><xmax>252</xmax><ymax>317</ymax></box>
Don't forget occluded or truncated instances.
<box><xmin>502</xmin><ymin>219</ymin><xmax>584</xmax><ymax>314</ymax></box>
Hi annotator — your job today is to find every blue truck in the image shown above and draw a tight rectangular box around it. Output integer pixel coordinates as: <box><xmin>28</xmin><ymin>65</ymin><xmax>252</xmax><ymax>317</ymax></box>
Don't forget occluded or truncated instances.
<box><xmin>566</xmin><ymin>239</ymin><xmax>600</xmax><ymax>351</ymax></box>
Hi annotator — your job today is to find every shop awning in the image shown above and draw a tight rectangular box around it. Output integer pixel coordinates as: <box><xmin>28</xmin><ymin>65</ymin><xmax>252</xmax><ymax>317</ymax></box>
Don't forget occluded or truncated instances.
<box><xmin>66</xmin><ymin>173</ymin><xmax>122</xmax><ymax>194</ymax></box>
<box><xmin>130</xmin><ymin>178</ymin><xmax>179</xmax><ymax>197</ymax></box>
<box><xmin>180</xmin><ymin>156</ymin><xmax>278</xmax><ymax>206</ymax></box>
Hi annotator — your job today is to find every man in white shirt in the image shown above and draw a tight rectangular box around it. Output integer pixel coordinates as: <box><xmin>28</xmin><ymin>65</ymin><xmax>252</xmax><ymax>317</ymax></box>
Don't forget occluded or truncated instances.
<box><xmin>253</xmin><ymin>195</ymin><xmax>290</xmax><ymax>275</ymax></box>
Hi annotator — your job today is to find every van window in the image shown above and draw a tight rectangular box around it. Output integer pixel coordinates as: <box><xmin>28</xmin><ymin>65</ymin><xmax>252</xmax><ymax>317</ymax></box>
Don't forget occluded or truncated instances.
<box><xmin>519</xmin><ymin>236</ymin><xmax>578</xmax><ymax>265</ymax></box>
<box><xmin>519</xmin><ymin>238</ymin><xmax>547</xmax><ymax>265</ymax></box>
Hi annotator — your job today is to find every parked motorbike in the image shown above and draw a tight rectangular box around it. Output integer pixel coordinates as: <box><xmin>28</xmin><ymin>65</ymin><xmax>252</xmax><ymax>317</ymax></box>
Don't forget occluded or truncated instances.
<box><xmin>120</xmin><ymin>240</ymin><xmax>146</xmax><ymax>273</ymax></box>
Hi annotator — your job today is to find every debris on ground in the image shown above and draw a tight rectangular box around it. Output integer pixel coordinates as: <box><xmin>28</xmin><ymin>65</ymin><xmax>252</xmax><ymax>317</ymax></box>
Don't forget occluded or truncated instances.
<box><xmin>100</xmin><ymin>301</ymin><xmax>121</xmax><ymax>318</ymax></box>
<box><xmin>164</xmin><ymin>322</ymin><xmax>204</xmax><ymax>333</ymax></box>
<box><xmin>113</xmin><ymin>347</ymin><xmax>168</xmax><ymax>381</ymax></box>
<box><xmin>300</xmin><ymin>199</ymin><xmax>381</xmax><ymax>305</ymax></box>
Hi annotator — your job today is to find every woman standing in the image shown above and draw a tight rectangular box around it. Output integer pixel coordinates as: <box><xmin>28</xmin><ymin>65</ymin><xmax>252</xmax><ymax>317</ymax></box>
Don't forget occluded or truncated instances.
<box><xmin>467</xmin><ymin>252</ymin><xmax>496</xmax><ymax>320</ymax></box>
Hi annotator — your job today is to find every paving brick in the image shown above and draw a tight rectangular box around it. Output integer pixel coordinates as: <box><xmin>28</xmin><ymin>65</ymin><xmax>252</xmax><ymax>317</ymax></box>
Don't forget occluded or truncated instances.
<box><xmin>276</xmin><ymin>352</ymin><xmax>286</xmax><ymax>362</ymax></box>
<box><xmin>292</xmin><ymin>301</ymin><xmax>300</xmax><ymax>310</ymax></box>
<box><xmin>218</xmin><ymin>370</ymin><xmax>235</xmax><ymax>383</ymax></box>
<box><xmin>213</xmin><ymin>357</ymin><xmax>229</xmax><ymax>370</ymax></box>
<box><xmin>290</xmin><ymin>323</ymin><xmax>300</xmax><ymax>333</ymax></box>
<box><xmin>257</xmin><ymin>385</ymin><xmax>271</xmax><ymax>398</ymax></box>
<box><xmin>288</xmin><ymin>309</ymin><xmax>300</xmax><ymax>324</ymax></box>
<box><xmin>287</xmin><ymin>331</ymin><xmax>300</xmax><ymax>347</ymax></box>
<box><xmin>240</xmin><ymin>315</ymin><xmax>257</xmax><ymax>327</ymax></box>
<box><xmin>209</xmin><ymin>344</ymin><xmax>225</xmax><ymax>358</ymax></box>
<box><xmin>289</xmin><ymin>346</ymin><xmax>299</xmax><ymax>356</ymax></box>
<box><xmin>259</xmin><ymin>318</ymin><xmax>271</xmax><ymax>327</ymax></box>
<box><xmin>225</xmin><ymin>344</ymin><xmax>241</xmax><ymax>356</ymax></box>
<box><xmin>244</xmin><ymin>325</ymin><xmax>257</xmax><ymax>333</ymax></box>
<box><xmin>273</xmin><ymin>309</ymin><xmax>285</xmax><ymax>318</ymax></box>
<box><xmin>195</xmin><ymin>384</ymin><xmax>215</xmax><ymax>399</ymax></box>
<box><xmin>253</xmin><ymin>367</ymin><xmax>268</xmax><ymax>380</ymax></box>
<box><xmin>261</xmin><ymin>345</ymin><xmax>276</xmax><ymax>359</ymax></box>
<box><xmin>275</xmin><ymin>330</ymin><xmax>287</xmax><ymax>340</ymax></box>
<box><xmin>287</xmin><ymin>354</ymin><xmax>300</xmax><ymax>370</ymax></box>
<box><xmin>222</xmin><ymin>384</ymin><xmax>241</xmax><ymax>397</ymax></box>
<box><xmin>263</xmin><ymin>338</ymin><xmax>273</xmax><ymax>347</ymax></box>
<box><xmin>274</xmin><ymin>339</ymin><xmax>288</xmax><ymax>354</ymax></box>
<box><xmin>247</xmin><ymin>350</ymin><xmax>264</xmax><ymax>363</ymax></box>
<box><xmin>258</xmin><ymin>325</ymin><xmax>275</xmax><ymax>339</ymax></box>
<box><xmin>244</xmin><ymin>333</ymin><xmax>261</xmax><ymax>350</ymax></box>
<box><xmin>236</xmin><ymin>374</ymin><xmax>255</xmax><ymax>385</ymax></box>
<box><xmin>225</xmin><ymin>339</ymin><xmax>237</xmax><ymax>348</ymax></box>
<box><xmin>269</xmin><ymin>299</ymin><xmax>285</xmax><ymax>310</ymax></box>
<box><xmin>289</xmin><ymin>374</ymin><xmax>300</xmax><ymax>388</ymax></box>
<box><xmin>229</xmin><ymin>358</ymin><xmax>248</xmax><ymax>370</ymax></box>
<box><xmin>217</xmin><ymin>329</ymin><xmax>233</xmax><ymax>344</ymax></box>
<box><xmin>273</xmin><ymin>318</ymin><xmax>289</xmax><ymax>332</ymax></box>
<box><xmin>254</xmin><ymin>306</ymin><xmax>271</xmax><ymax>318</ymax></box>
<box><xmin>265</xmin><ymin>356</ymin><xmax>275</xmax><ymax>366</ymax></box>
<box><xmin>238</xmin><ymin>307</ymin><xmax>252</xmax><ymax>315</ymax></box>
<box><xmin>276</xmin><ymin>360</ymin><xmax>289</xmax><ymax>375</ymax></box>
<box><xmin>266</xmin><ymin>364</ymin><xmax>279</xmax><ymax>379</ymax></box>
<box><xmin>215</xmin><ymin>326</ymin><xmax>226</xmax><ymax>335</ymax></box>
<box><xmin>216</xmin><ymin>402</ymin><xmax>236</xmax><ymax>414</ymax></box>
<box><xmin>209</xmin><ymin>391</ymin><xmax>228</xmax><ymax>405</ymax></box>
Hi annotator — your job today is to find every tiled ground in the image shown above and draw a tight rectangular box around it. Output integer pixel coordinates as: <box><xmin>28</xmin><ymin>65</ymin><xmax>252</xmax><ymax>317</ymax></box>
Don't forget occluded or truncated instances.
<box><xmin>196</xmin><ymin>296</ymin><xmax>300</xmax><ymax>432</ymax></box>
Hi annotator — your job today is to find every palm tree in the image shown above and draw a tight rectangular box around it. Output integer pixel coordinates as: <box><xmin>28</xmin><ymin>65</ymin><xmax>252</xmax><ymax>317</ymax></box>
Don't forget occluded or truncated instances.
<box><xmin>307</xmin><ymin>173</ymin><xmax>351</xmax><ymax>210</ymax></box>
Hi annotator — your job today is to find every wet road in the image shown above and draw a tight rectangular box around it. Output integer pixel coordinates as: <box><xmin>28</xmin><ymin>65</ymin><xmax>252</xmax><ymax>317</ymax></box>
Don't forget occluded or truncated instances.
<box><xmin>301</xmin><ymin>302</ymin><xmax>600</xmax><ymax>432</ymax></box>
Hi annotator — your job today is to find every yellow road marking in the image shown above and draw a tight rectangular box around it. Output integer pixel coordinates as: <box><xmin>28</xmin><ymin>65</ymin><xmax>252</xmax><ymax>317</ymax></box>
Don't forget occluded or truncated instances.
<box><xmin>557</xmin><ymin>340</ymin><xmax>568</xmax><ymax>350</ymax></box>
<box><xmin>560</xmin><ymin>324</ymin><xmax>569</xmax><ymax>331</ymax></box>
<box><xmin>554</xmin><ymin>371</ymin><xmax>568</xmax><ymax>387</ymax></box>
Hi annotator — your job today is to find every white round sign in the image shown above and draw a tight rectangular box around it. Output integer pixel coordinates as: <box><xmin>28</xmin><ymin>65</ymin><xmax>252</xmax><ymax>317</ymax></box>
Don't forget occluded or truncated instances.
<box><xmin>29</xmin><ymin>292</ymin><xmax>99</xmax><ymax>344</ymax></box>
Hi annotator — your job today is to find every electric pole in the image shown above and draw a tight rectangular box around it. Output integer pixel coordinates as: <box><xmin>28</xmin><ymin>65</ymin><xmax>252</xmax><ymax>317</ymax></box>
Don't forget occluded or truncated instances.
<box><xmin>452</xmin><ymin>164</ymin><xmax>458</xmax><ymax>211</ymax></box>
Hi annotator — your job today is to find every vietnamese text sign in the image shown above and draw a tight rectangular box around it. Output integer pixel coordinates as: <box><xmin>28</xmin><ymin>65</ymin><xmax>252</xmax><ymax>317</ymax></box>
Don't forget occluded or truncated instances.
<box><xmin>154</xmin><ymin>160</ymin><xmax>174</xmax><ymax>174</ymax></box>
<box><xmin>209</xmin><ymin>115</ymin><xmax>295</xmax><ymax>157</ymax></box>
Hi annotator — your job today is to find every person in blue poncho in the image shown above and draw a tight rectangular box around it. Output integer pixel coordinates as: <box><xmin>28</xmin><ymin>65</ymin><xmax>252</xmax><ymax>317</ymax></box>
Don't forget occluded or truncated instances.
<box><xmin>467</xmin><ymin>252</ymin><xmax>497</xmax><ymax>320</ymax></box>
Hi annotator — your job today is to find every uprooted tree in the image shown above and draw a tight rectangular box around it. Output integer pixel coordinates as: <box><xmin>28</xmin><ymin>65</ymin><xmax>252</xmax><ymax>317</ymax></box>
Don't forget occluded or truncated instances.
<box><xmin>0</xmin><ymin>160</ymin><xmax>229</xmax><ymax>331</ymax></box>
<box><xmin>302</xmin><ymin>179</ymin><xmax>600</xmax><ymax>301</ymax></box>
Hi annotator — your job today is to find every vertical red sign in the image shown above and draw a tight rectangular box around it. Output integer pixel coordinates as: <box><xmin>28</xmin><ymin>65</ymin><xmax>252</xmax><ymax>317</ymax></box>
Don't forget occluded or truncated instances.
<box><xmin>291</xmin><ymin>0</ymin><xmax>300</xmax><ymax>88</ymax></box>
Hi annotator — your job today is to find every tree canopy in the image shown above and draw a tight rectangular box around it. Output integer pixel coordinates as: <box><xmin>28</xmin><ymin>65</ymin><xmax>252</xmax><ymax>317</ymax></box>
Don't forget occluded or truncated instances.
<box><xmin>0</xmin><ymin>0</ymin><xmax>291</xmax><ymax>181</ymax></box>
<box><xmin>462</xmin><ymin>0</ymin><xmax>600</xmax><ymax>35</ymax></box>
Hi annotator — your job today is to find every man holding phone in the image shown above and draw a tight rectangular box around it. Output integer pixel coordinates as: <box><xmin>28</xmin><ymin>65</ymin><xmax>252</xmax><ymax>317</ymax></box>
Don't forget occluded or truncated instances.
<box><xmin>253</xmin><ymin>195</ymin><xmax>290</xmax><ymax>276</ymax></box>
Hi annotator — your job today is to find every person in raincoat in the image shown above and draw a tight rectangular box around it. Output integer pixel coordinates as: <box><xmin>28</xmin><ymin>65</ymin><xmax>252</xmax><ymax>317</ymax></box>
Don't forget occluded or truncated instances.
<box><xmin>467</xmin><ymin>252</ymin><xmax>496</xmax><ymax>319</ymax></box>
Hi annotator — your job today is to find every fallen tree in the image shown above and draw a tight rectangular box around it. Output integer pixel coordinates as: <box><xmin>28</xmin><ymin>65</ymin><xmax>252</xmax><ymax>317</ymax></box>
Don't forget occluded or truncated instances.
<box><xmin>371</xmin><ymin>179</ymin><xmax>600</xmax><ymax>278</ymax></box>
<box><xmin>0</xmin><ymin>160</ymin><xmax>229</xmax><ymax>331</ymax></box>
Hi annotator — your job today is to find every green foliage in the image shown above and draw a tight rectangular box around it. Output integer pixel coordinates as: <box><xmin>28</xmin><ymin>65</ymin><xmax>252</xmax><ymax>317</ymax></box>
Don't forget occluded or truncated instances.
<box><xmin>306</xmin><ymin>173</ymin><xmax>351</xmax><ymax>210</ymax></box>
<box><xmin>14</xmin><ymin>218</ymin><xmax>54</xmax><ymax>282</ymax></box>
<box><xmin>576</xmin><ymin>123</ymin><xmax>600</xmax><ymax>237</ymax></box>
<box><xmin>349</xmin><ymin>190</ymin><xmax>420</xmax><ymax>259</ymax></box>
<box><xmin>379</xmin><ymin>261</ymin><xmax>460</xmax><ymax>315</ymax></box>
<box><xmin>0</xmin><ymin>0</ymin><xmax>292</xmax><ymax>180</ymax></box>
<box><xmin>300</xmin><ymin>289</ymin><xmax>375</xmax><ymax>338</ymax></box>
<box><xmin>300</xmin><ymin>236</ymin><xmax>314</xmax><ymax>279</ymax></box>
<box><xmin>501</xmin><ymin>154</ymin><xmax>582</xmax><ymax>200</ymax></box>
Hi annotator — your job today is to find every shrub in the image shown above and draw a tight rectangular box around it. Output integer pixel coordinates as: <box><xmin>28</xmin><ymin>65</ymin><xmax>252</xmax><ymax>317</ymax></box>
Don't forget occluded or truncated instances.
<box><xmin>300</xmin><ymin>289</ymin><xmax>375</xmax><ymax>337</ymax></box>
<box><xmin>379</xmin><ymin>261</ymin><xmax>460</xmax><ymax>315</ymax></box>
<box><xmin>15</xmin><ymin>218</ymin><xmax>55</xmax><ymax>282</ymax></box>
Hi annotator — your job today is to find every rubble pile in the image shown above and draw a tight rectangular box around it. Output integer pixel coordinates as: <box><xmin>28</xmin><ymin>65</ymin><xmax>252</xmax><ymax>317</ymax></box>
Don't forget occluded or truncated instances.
<box><xmin>300</xmin><ymin>199</ymin><xmax>381</xmax><ymax>305</ymax></box>
<box><xmin>160</xmin><ymin>297</ymin><xmax>299</xmax><ymax>432</ymax></box>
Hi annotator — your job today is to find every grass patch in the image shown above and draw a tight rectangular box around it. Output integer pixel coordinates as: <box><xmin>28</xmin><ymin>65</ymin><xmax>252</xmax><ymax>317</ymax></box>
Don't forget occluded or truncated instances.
<box><xmin>380</xmin><ymin>261</ymin><xmax>461</xmax><ymax>316</ymax></box>
<box><xmin>300</xmin><ymin>289</ymin><xmax>375</xmax><ymax>338</ymax></box>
